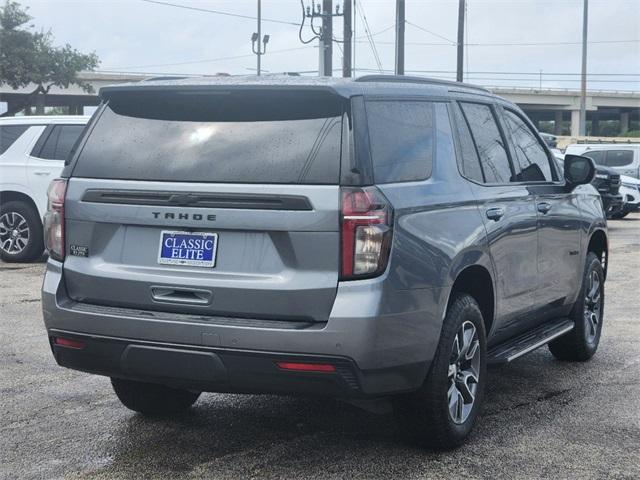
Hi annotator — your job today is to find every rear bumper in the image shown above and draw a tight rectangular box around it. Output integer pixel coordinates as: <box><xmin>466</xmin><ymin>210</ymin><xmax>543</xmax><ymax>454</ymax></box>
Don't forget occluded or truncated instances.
<box><xmin>624</xmin><ymin>202</ymin><xmax>640</xmax><ymax>213</ymax></box>
<box><xmin>49</xmin><ymin>330</ymin><xmax>371</xmax><ymax>397</ymax></box>
<box><xmin>42</xmin><ymin>260</ymin><xmax>447</xmax><ymax>397</ymax></box>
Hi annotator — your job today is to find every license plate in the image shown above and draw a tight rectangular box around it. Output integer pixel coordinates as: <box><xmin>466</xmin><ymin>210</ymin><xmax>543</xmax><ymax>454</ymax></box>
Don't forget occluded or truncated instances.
<box><xmin>157</xmin><ymin>231</ymin><xmax>218</xmax><ymax>267</ymax></box>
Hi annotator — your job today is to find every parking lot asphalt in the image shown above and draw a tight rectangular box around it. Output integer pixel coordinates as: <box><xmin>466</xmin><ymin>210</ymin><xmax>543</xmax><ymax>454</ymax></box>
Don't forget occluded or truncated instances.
<box><xmin>1</xmin><ymin>213</ymin><xmax>639</xmax><ymax>480</ymax></box>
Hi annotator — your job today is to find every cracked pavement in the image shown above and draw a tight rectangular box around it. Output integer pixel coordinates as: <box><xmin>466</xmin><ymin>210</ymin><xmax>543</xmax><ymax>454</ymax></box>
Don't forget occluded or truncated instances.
<box><xmin>1</xmin><ymin>213</ymin><xmax>639</xmax><ymax>479</ymax></box>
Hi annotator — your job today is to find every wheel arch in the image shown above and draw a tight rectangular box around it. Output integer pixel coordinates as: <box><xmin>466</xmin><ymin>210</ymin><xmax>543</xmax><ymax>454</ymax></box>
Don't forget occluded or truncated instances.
<box><xmin>447</xmin><ymin>264</ymin><xmax>495</xmax><ymax>337</ymax></box>
<box><xmin>587</xmin><ymin>228</ymin><xmax>608</xmax><ymax>278</ymax></box>
<box><xmin>0</xmin><ymin>190</ymin><xmax>41</xmax><ymax>221</ymax></box>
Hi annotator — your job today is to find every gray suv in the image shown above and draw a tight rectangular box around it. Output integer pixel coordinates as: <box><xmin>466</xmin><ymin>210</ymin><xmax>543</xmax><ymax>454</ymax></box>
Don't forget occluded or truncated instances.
<box><xmin>42</xmin><ymin>76</ymin><xmax>607</xmax><ymax>448</ymax></box>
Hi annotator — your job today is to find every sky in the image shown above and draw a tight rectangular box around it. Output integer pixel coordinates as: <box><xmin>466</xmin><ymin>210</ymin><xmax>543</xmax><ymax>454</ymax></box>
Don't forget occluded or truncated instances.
<box><xmin>16</xmin><ymin>0</ymin><xmax>640</xmax><ymax>91</ymax></box>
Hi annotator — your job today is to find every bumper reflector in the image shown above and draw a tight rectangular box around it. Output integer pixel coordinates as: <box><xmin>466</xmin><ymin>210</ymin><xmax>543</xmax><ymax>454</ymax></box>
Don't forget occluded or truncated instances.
<box><xmin>276</xmin><ymin>362</ymin><xmax>336</xmax><ymax>373</ymax></box>
<box><xmin>54</xmin><ymin>337</ymin><xmax>86</xmax><ymax>349</ymax></box>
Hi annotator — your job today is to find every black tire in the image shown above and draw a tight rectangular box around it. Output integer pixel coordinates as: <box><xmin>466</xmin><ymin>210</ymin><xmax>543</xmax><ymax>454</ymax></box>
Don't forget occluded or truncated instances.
<box><xmin>111</xmin><ymin>378</ymin><xmax>201</xmax><ymax>416</ymax></box>
<box><xmin>0</xmin><ymin>200</ymin><xmax>44</xmax><ymax>262</ymax></box>
<box><xmin>549</xmin><ymin>252</ymin><xmax>604</xmax><ymax>362</ymax></box>
<box><xmin>395</xmin><ymin>294</ymin><xmax>487</xmax><ymax>449</ymax></box>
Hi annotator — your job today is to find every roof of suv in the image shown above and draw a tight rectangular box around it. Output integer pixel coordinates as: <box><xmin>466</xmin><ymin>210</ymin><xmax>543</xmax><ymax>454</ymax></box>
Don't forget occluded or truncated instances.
<box><xmin>99</xmin><ymin>74</ymin><xmax>495</xmax><ymax>101</ymax></box>
<box><xmin>0</xmin><ymin>115</ymin><xmax>90</xmax><ymax>125</ymax></box>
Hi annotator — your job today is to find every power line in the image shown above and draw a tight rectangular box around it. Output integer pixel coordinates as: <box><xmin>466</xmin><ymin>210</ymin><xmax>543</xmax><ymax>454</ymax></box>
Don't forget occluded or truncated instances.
<box><xmin>356</xmin><ymin>0</ymin><xmax>383</xmax><ymax>72</ymax></box>
<box><xmin>404</xmin><ymin>20</ymin><xmax>638</xmax><ymax>46</ymax></box>
<box><xmin>405</xmin><ymin>20</ymin><xmax>456</xmax><ymax>44</ymax></box>
<box><xmin>102</xmin><ymin>46</ymin><xmax>316</xmax><ymax>70</ymax></box>
<box><xmin>468</xmin><ymin>39</ymin><xmax>640</xmax><ymax>46</ymax></box>
<box><xmin>333</xmin><ymin>23</ymin><xmax>396</xmax><ymax>43</ymax></box>
<box><xmin>138</xmin><ymin>0</ymin><xmax>300</xmax><ymax>26</ymax></box>
<box><xmin>352</xmin><ymin>39</ymin><xmax>640</xmax><ymax>47</ymax></box>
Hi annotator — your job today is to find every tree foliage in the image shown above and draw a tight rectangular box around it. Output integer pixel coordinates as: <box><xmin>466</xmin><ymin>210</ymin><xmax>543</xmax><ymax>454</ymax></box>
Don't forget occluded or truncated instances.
<box><xmin>0</xmin><ymin>1</ymin><xmax>99</xmax><ymax>115</ymax></box>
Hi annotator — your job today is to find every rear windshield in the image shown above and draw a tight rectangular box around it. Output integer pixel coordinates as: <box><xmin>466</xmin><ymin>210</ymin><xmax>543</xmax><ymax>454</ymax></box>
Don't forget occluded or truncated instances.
<box><xmin>72</xmin><ymin>91</ymin><xmax>344</xmax><ymax>184</ymax></box>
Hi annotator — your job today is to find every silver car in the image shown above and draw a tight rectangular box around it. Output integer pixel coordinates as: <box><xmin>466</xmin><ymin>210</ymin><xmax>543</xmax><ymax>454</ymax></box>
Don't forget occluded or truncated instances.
<box><xmin>42</xmin><ymin>75</ymin><xmax>607</xmax><ymax>448</ymax></box>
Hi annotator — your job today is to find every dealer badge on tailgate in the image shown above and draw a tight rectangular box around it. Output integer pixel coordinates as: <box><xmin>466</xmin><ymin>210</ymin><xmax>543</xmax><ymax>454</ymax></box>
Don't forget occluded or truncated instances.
<box><xmin>157</xmin><ymin>231</ymin><xmax>218</xmax><ymax>268</ymax></box>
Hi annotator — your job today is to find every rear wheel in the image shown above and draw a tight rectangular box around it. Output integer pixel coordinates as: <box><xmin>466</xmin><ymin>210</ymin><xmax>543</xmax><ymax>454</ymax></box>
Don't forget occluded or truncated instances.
<box><xmin>549</xmin><ymin>252</ymin><xmax>604</xmax><ymax>361</ymax></box>
<box><xmin>0</xmin><ymin>200</ymin><xmax>43</xmax><ymax>262</ymax></box>
<box><xmin>395</xmin><ymin>294</ymin><xmax>487</xmax><ymax>449</ymax></box>
<box><xmin>111</xmin><ymin>378</ymin><xmax>201</xmax><ymax>416</ymax></box>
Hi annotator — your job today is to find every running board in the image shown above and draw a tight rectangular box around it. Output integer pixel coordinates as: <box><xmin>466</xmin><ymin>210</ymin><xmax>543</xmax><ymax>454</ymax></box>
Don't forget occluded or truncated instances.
<box><xmin>488</xmin><ymin>318</ymin><xmax>575</xmax><ymax>365</ymax></box>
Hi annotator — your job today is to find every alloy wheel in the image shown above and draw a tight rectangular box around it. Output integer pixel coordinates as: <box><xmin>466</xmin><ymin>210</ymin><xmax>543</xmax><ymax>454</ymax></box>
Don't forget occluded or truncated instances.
<box><xmin>0</xmin><ymin>212</ymin><xmax>30</xmax><ymax>255</ymax></box>
<box><xmin>584</xmin><ymin>270</ymin><xmax>602</xmax><ymax>344</ymax></box>
<box><xmin>447</xmin><ymin>320</ymin><xmax>481</xmax><ymax>424</ymax></box>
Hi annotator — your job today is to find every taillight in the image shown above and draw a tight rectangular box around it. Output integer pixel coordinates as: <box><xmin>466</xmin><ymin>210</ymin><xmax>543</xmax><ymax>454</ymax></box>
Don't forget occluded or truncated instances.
<box><xmin>340</xmin><ymin>187</ymin><xmax>393</xmax><ymax>280</ymax></box>
<box><xmin>43</xmin><ymin>179</ymin><xmax>67</xmax><ymax>261</ymax></box>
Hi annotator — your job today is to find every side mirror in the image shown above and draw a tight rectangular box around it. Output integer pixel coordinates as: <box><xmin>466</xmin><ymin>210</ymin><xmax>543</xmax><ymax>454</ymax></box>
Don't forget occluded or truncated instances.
<box><xmin>564</xmin><ymin>154</ymin><xmax>595</xmax><ymax>189</ymax></box>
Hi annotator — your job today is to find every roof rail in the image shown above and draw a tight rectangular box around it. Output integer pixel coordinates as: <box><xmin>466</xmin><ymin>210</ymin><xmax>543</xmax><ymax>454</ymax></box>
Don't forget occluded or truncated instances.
<box><xmin>355</xmin><ymin>75</ymin><xmax>490</xmax><ymax>93</ymax></box>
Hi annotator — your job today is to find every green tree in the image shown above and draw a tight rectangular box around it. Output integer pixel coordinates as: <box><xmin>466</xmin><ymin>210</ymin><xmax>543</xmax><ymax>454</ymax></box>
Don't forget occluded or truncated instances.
<box><xmin>0</xmin><ymin>1</ymin><xmax>99</xmax><ymax>116</ymax></box>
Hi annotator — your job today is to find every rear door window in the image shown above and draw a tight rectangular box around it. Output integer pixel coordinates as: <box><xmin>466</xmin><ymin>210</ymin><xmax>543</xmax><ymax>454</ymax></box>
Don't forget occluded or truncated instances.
<box><xmin>503</xmin><ymin>110</ymin><xmax>554</xmax><ymax>182</ymax></box>
<box><xmin>0</xmin><ymin>125</ymin><xmax>29</xmax><ymax>155</ymax></box>
<box><xmin>33</xmin><ymin>125</ymin><xmax>85</xmax><ymax>160</ymax></box>
<box><xmin>365</xmin><ymin>100</ymin><xmax>434</xmax><ymax>183</ymax></box>
<box><xmin>460</xmin><ymin>102</ymin><xmax>513</xmax><ymax>183</ymax></box>
<box><xmin>605</xmin><ymin>150</ymin><xmax>634</xmax><ymax>167</ymax></box>
<box><xmin>73</xmin><ymin>93</ymin><xmax>344</xmax><ymax>184</ymax></box>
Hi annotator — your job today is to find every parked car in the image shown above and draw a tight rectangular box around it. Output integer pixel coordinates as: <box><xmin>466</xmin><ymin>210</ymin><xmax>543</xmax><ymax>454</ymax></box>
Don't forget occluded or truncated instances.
<box><xmin>0</xmin><ymin>115</ymin><xmax>89</xmax><ymax>262</ymax></box>
<box><xmin>615</xmin><ymin>174</ymin><xmax>640</xmax><ymax>218</ymax></box>
<box><xmin>42</xmin><ymin>75</ymin><xmax>607</xmax><ymax>449</ymax></box>
<box><xmin>554</xmin><ymin>153</ymin><xmax>624</xmax><ymax>218</ymax></box>
<box><xmin>565</xmin><ymin>143</ymin><xmax>640</xmax><ymax>179</ymax></box>
<box><xmin>539</xmin><ymin>132</ymin><xmax>558</xmax><ymax>149</ymax></box>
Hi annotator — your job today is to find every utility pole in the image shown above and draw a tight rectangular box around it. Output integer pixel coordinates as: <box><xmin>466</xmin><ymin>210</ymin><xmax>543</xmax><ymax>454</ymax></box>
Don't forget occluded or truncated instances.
<box><xmin>343</xmin><ymin>0</ymin><xmax>352</xmax><ymax>77</ymax></box>
<box><xmin>251</xmin><ymin>0</ymin><xmax>270</xmax><ymax>75</ymax></box>
<box><xmin>579</xmin><ymin>0</ymin><xmax>588</xmax><ymax>136</ymax></box>
<box><xmin>304</xmin><ymin>1</ymin><xmax>343</xmax><ymax>76</ymax></box>
<box><xmin>395</xmin><ymin>0</ymin><xmax>405</xmax><ymax>75</ymax></box>
<box><xmin>456</xmin><ymin>0</ymin><xmax>465</xmax><ymax>82</ymax></box>
<box><xmin>320</xmin><ymin>0</ymin><xmax>333</xmax><ymax>76</ymax></box>
<box><xmin>352</xmin><ymin>0</ymin><xmax>356</xmax><ymax>77</ymax></box>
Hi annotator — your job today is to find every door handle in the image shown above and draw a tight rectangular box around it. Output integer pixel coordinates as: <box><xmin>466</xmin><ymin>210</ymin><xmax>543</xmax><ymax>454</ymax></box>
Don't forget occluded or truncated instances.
<box><xmin>486</xmin><ymin>207</ymin><xmax>505</xmax><ymax>221</ymax></box>
<box><xmin>537</xmin><ymin>202</ymin><xmax>552</xmax><ymax>214</ymax></box>
<box><xmin>33</xmin><ymin>171</ymin><xmax>51</xmax><ymax>176</ymax></box>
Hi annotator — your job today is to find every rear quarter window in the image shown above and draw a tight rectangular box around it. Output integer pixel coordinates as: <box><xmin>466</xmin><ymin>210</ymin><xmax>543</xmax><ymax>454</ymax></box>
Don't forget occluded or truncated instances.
<box><xmin>33</xmin><ymin>125</ymin><xmax>86</xmax><ymax>161</ymax></box>
<box><xmin>0</xmin><ymin>125</ymin><xmax>29</xmax><ymax>155</ymax></box>
<box><xmin>605</xmin><ymin>150</ymin><xmax>634</xmax><ymax>167</ymax></box>
<box><xmin>365</xmin><ymin>100</ymin><xmax>435</xmax><ymax>183</ymax></box>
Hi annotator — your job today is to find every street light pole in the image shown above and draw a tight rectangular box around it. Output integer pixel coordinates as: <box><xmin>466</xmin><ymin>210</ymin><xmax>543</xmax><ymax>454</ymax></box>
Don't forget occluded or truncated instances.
<box><xmin>251</xmin><ymin>0</ymin><xmax>269</xmax><ymax>76</ymax></box>
<box><xmin>579</xmin><ymin>0</ymin><xmax>588</xmax><ymax>136</ymax></box>
<box><xmin>257</xmin><ymin>0</ymin><xmax>262</xmax><ymax>75</ymax></box>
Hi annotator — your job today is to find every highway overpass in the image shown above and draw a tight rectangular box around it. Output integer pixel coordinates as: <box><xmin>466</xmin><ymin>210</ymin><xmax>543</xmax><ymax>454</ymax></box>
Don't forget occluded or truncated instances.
<box><xmin>1</xmin><ymin>72</ymin><xmax>639</xmax><ymax>136</ymax></box>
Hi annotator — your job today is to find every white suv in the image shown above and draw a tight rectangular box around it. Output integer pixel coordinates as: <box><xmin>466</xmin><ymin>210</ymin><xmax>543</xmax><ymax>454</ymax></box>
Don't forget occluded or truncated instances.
<box><xmin>565</xmin><ymin>143</ymin><xmax>640</xmax><ymax>179</ymax></box>
<box><xmin>0</xmin><ymin>115</ymin><xmax>89</xmax><ymax>262</ymax></box>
